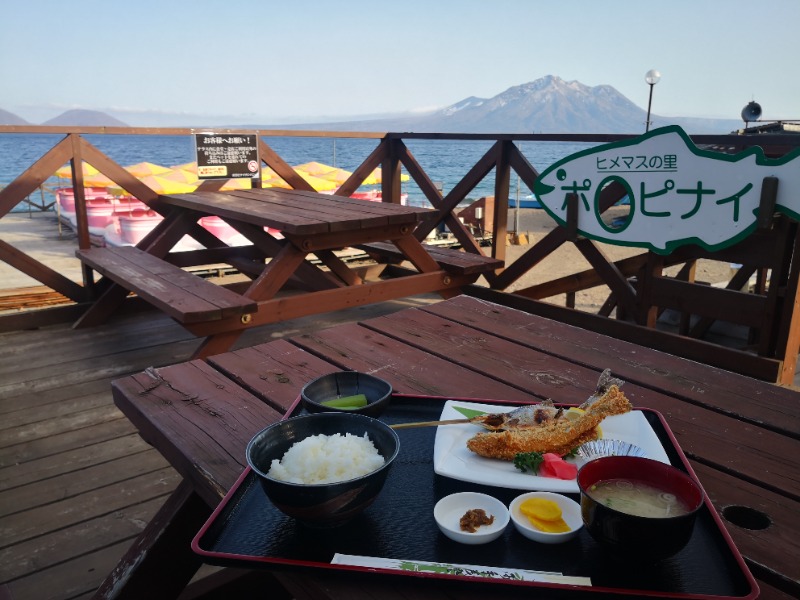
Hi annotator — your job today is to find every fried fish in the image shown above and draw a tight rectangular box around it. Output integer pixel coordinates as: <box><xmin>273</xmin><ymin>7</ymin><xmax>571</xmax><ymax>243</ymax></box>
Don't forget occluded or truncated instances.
<box><xmin>470</xmin><ymin>369</ymin><xmax>624</xmax><ymax>432</ymax></box>
<box><xmin>465</xmin><ymin>384</ymin><xmax>632</xmax><ymax>460</ymax></box>
<box><xmin>469</xmin><ymin>399</ymin><xmax>563</xmax><ymax>431</ymax></box>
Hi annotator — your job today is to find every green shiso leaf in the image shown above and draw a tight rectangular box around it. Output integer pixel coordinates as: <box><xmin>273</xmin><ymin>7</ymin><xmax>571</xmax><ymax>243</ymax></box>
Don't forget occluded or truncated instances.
<box><xmin>452</xmin><ymin>405</ymin><xmax>486</xmax><ymax>419</ymax></box>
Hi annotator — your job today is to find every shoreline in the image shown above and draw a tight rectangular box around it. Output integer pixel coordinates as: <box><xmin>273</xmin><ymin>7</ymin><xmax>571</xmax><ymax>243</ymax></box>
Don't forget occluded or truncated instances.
<box><xmin>0</xmin><ymin>208</ymin><xmax>733</xmax><ymax>314</ymax></box>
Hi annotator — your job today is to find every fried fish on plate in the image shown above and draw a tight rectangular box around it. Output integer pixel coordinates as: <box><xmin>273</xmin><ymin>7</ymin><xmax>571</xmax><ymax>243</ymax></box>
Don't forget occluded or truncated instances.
<box><xmin>469</xmin><ymin>368</ymin><xmax>624</xmax><ymax>432</ymax></box>
<box><xmin>466</xmin><ymin>384</ymin><xmax>632</xmax><ymax>460</ymax></box>
<box><xmin>469</xmin><ymin>399</ymin><xmax>564</xmax><ymax>431</ymax></box>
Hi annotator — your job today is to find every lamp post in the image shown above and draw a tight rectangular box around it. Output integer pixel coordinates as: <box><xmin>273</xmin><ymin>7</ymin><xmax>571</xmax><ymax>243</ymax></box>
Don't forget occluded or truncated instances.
<box><xmin>645</xmin><ymin>69</ymin><xmax>661</xmax><ymax>132</ymax></box>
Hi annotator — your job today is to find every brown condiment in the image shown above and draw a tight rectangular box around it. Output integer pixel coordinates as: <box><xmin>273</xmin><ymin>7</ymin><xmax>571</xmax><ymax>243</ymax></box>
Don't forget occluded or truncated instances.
<box><xmin>459</xmin><ymin>508</ymin><xmax>495</xmax><ymax>533</ymax></box>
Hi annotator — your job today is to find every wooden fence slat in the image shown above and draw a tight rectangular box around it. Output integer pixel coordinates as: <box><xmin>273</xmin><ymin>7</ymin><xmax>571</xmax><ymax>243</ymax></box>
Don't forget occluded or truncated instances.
<box><xmin>0</xmin><ymin>137</ymin><xmax>73</xmax><ymax>217</ymax></box>
<box><xmin>1</xmin><ymin>128</ymin><xmax>798</xmax><ymax>381</ymax></box>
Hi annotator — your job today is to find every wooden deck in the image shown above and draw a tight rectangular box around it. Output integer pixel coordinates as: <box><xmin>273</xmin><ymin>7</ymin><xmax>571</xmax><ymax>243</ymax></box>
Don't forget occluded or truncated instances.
<box><xmin>2</xmin><ymin>294</ymin><xmax>799</xmax><ymax>599</ymax></box>
<box><xmin>0</xmin><ymin>296</ymin><xmax>441</xmax><ymax>600</ymax></box>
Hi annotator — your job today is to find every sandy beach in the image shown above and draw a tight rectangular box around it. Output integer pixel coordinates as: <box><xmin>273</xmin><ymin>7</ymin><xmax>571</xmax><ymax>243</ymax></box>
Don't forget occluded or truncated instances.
<box><xmin>502</xmin><ymin>205</ymin><xmax>734</xmax><ymax>312</ymax></box>
<box><xmin>0</xmin><ymin>208</ymin><xmax>733</xmax><ymax>313</ymax></box>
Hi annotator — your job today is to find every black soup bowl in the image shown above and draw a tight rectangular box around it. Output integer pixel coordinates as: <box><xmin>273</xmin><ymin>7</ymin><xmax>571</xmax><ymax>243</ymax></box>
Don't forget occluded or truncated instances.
<box><xmin>577</xmin><ymin>456</ymin><xmax>705</xmax><ymax>562</ymax></box>
<box><xmin>301</xmin><ymin>371</ymin><xmax>392</xmax><ymax>417</ymax></box>
<box><xmin>246</xmin><ymin>412</ymin><xmax>400</xmax><ymax>527</ymax></box>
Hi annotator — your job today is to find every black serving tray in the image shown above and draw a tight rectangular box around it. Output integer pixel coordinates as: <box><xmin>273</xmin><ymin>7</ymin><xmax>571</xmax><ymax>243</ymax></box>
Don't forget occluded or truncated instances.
<box><xmin>192</xmin><ymin>394</ymin><xmax>758</xmax><ymax>599</ymax></box>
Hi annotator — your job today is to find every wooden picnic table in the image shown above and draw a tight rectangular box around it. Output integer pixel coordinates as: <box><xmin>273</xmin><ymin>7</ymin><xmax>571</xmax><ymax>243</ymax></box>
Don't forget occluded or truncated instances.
<box><xmin>74</xmin><ymin>188</ymin><xmax>501</xmax><ymax>358</ymax></box>
<box><xmin>102</xmin><ymin>293</ymin><xmax>799</xmax><ymax>599</ymax></box>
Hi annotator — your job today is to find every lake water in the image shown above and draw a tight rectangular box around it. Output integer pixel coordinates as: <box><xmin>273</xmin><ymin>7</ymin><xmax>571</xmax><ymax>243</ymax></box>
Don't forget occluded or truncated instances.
<box><xmin>0</xmin><ymin>133</ymin><xmax>594</xmax><ymax>211</ymax></box>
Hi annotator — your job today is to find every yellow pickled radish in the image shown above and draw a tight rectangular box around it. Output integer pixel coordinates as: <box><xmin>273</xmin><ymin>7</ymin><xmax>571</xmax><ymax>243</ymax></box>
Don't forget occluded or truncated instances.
<box><xmin>519</xmin><ymin>497</ymin><xmax>562</xmax><ymax>521</ymax></box>
<box><xmin>519</xmin><ymin>498</ymin><xmax>571</xmax><ymax>533</ymax></box>
<box><xmin>528</xmin><ymin>514</ymin><xmax>571</xmax><ymax>533</ymax></box>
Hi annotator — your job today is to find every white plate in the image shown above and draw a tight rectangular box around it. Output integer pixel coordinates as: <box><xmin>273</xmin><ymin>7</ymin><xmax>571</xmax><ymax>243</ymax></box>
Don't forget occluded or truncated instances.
<box><xmin>433</xmin><ymin>400</ymin><xmax>670</xmax><ymax>493</ymax></box>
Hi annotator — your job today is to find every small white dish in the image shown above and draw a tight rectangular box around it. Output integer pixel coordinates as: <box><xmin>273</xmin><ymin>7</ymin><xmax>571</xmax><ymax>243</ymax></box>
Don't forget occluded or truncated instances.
<box><xmin>433</xmin><ymin>492</ymin><xmax>509</xmax><ymax>545</ymax></box>
<box><xmin>509</xmin><ymin>491</ymin><xmax>583</xmax><ymax>544</ymax></box>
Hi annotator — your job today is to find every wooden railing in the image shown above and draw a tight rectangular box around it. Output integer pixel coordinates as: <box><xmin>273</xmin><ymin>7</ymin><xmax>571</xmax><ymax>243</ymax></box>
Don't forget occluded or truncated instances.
<box><xmin>2</xmin><ymin>126</ymin><xmax>799</xmax><ymax>382</ymax></box>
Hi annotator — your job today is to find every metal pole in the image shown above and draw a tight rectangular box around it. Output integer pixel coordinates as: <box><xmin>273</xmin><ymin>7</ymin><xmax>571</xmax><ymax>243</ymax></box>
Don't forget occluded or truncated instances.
<box><xmin>646</xmin><ymin>83</ymin><xmax>655</xmax><ymax>132</ymax></box>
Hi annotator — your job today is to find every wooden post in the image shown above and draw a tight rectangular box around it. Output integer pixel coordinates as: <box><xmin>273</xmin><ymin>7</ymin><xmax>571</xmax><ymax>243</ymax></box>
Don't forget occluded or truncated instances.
<box><xmin>640</xmin><ymin>252</ymin><xmax>664</xmax><ymax>328</ymax></box>
<box><xmin>676</xmin><ymin>260</ymin><xmax>697</xmax><ymax>335</ymax></box>
<box><xmin>382</xmin><ymin>139</ymin><xmax>403</xmax><ymax>205</ymax></box>
<box><xmin>566</xmin><ymin>193</ymin><xmax>579</xmax><ymax>242</ymax></box>
<box><xmin>774</xmin><ymin>227</ymin><xmax>800</xmax><ymax>384</ymax></box>
<box><xmin>757</xmin><ymin>176</ymin><xmax>779</xmax><ymax>230</ymax></box>
<box><xmin>494</xmin><ymin>141</ymin><xmax>511</xmax><ymax>249</ymax></box>
<box><xmin>69</xmin><ymin>134</ymin><xmax>91</xmax><ymax>251</ymax></box>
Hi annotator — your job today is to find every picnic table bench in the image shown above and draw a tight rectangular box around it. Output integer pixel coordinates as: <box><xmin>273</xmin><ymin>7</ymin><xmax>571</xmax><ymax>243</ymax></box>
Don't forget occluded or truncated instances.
<box><xmin>74</xmin><ymin>189</ymin><xmax>503</xmax><ymax>359</ymax></box>
<box><xmin>76</xmin><ymin>246</ymin><xmax>257</xmax><ymax>324</ymax></box>
<box><xmin>359</xmin><ymin>240</ymin><xmax>503</xmax><ymax>276</ymax></box>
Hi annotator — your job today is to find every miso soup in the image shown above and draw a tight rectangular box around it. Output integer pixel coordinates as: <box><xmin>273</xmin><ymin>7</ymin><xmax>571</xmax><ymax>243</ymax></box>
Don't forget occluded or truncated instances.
<box><xmin>588</xmin><ymin>478</ymin><xmax>691</xmax><ymax>518</ymax></box>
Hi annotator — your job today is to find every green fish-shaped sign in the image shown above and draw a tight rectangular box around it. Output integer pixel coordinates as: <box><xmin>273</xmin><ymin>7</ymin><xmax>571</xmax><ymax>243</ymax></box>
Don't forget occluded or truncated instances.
<box><xmin>532</xmin><ymin>125</ymin><xmax>800</xmax><ymax>254</ymax></box>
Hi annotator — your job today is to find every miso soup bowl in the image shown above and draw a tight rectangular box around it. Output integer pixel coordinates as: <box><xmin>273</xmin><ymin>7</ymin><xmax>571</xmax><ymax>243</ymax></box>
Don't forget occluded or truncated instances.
<box><xmin>577</xmin><ymin>456</ymin><xmax>705</xmax><ymax>562</ymax></box>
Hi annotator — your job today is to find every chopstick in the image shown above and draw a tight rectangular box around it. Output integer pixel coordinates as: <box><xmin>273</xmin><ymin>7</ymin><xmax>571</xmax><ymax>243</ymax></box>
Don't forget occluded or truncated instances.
<box><xmin>389</xmin><ymin>418</ymin><xmax>471</xmax><ymax>430</ymax></box>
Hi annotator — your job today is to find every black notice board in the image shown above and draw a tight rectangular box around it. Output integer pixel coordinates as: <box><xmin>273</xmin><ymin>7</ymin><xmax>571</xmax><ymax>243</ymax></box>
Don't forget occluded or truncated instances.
<box><xmin>194</xmin><ymin>133</ymin><xmax>259</xmax><ymax>179</ymax></box>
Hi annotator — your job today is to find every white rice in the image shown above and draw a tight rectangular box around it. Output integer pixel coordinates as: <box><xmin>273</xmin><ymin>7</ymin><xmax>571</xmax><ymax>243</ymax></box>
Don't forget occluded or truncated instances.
<box><xmin>267</xmin><ymin>432</ymin><xmax>385</xmax><ymax>484</ymax></box>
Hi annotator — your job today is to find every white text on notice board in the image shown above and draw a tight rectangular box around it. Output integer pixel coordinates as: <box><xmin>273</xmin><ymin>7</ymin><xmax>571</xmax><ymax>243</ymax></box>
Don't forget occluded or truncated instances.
<box><xmin>195</xmin><ymin>134</ymin><xmax>259</xmax><ymax>179</ymax></box>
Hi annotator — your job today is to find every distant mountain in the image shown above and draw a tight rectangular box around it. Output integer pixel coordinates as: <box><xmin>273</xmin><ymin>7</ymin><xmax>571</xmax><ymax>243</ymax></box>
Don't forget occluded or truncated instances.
<box><xmin>0</xmin><ymin>109</ymin><xmax>29</xmax><ymax>125</ymax></box>
<box><xmin>424</xmin><ymin>76</ymin><xmax>645</xmax><ymax>133</ymax></box>
<box><xmin>3</xmin><ymin>76</ymin><xmax>743</xmax><ymax>132</ymax></box>
<box><xmin>42</xmin><ymin>109</ymin><xmax>128</xmax><ymax>127</ymax></box>
<box><xmin>282</xmin><ymin>75</ymin><xmax>741</xmax><ymax>134</ymax></box>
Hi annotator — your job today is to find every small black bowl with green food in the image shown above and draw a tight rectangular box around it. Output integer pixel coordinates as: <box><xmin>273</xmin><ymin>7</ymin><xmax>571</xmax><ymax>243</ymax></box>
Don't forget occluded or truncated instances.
<box><xmin>301</xmin><ymin>371</ymin><xmax>392</xmax><ymax>418</ymax></box>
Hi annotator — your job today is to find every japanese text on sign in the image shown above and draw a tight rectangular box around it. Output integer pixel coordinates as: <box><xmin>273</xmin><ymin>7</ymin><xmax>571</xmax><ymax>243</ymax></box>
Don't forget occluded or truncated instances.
<box><xmin>194</xmin><ymin>133</ymin><xmax>259</xmax><ymax>179</ymax></box>
<box><xmin>531</xmin><ymin>125</ymin><xmax>800</xmax><ymax>255</ymax></box>
<box><xmin>596</xmin><ymin>154</ymin><xmax>678</xmax><ymax>172</ymax></box>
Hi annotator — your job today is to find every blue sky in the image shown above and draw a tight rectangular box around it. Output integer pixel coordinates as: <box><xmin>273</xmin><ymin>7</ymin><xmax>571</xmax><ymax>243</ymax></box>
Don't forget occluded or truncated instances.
<box><xmin>2</xmin><ymin>0</ymin><xmax>797</xmax><ymax>126</ymax></box>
